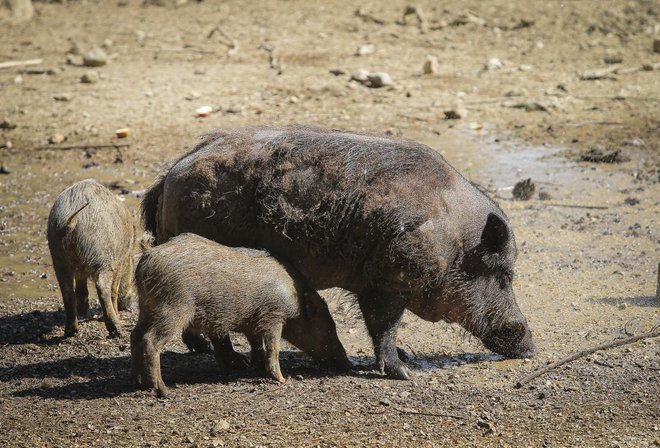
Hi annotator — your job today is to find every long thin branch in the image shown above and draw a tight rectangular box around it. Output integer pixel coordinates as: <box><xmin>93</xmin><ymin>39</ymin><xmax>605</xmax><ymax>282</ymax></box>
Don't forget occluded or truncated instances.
<box><xmin>0</xmin><ymin>58</ymin><xmax>43</xmax><ymax>69</ymax></box>
<box><xmin>515</xmin><ymin>324</ymin><xmax>660</xmax><ymax>389</ymax></box>
<box><xmin>35</xmin><ymin>143</ymin><xmax>130</xmax><ymax>151</ymax></box>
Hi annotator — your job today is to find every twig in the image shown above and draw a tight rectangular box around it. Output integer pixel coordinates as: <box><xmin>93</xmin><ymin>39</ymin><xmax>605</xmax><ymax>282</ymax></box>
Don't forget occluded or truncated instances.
<box><xmin>514</xmin><ymin>324</ymin><xmax>660</xmax><ymax>389</ymax></box>
<box><xmin>393</xmin><ymin>406</ymin><xmax>464</xmax><ymax>419</ymax></box>
<box><xmin>542</xmin><ymin>203</ymin><xmax>609</xmax><ymax>210</ymax></box>
<box><xmin>354</xmin><ymin>7</ymin><xmax>386</xmax><ymax>25</ymax></box>
<box><xmin>402</xmin><ymin>5</ymin><xmax>428</xmax><ymax>33</ymax></box>
<box><xmin>0</xmin><ymin>58</ymin><xmax>43</xmax><ymax>70</ymax></box>
<box><xmin>35</xmin><ymin>143</ymin><xmax>130</xmax><ymax>151</ymax></box>
<box><xmin>259</xmin><ymin>44</ymin><xmax>284</xmax><ymax>73</ymax></box>
<box><xmin>565</xmin><ymin>121</ymin><xmax>626</xmax><ymax>128</ymax></box>
<box><xmin>207</xmin><ymin>26</ymin><xmax>238</xmax><ymax>56</ymax></box>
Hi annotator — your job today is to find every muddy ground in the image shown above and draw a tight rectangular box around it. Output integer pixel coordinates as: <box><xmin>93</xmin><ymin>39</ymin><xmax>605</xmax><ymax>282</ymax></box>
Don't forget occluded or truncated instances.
<box><xmin>1</xmin><ymin>1</ymin><xmax>659</xmax><ymax>447</ymax></box>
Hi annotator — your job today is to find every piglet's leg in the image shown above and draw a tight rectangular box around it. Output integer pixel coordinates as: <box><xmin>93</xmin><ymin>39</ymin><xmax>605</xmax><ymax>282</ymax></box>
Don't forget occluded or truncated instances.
<box><xmin>262</xmin><ymin>323</ymin><xmax>285</xmax><ymax>383</ymax></box>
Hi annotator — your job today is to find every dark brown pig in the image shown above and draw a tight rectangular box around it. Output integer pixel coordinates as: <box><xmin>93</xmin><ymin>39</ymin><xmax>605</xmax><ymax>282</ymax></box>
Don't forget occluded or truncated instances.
<box><xmin>129</xmin><ymin>233</ymin><xmax>349</xmax><ymax>397</ymax></box>
<box><xmin>47</xmin><ymin>179</ymin><xmax>136</xmax><ymax>338</ymax></box>
<box><xmin>142</xmin><ymin>125</ymin><xmax>536</xmax><ymax>379</ymax></box>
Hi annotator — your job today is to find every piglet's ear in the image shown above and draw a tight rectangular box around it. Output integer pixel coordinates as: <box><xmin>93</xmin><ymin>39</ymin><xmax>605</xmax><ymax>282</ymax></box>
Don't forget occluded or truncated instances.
<box><xmin>481</xmin><ymin>213</ymin><xmax>509</xmax><ymax>253</ymax></box>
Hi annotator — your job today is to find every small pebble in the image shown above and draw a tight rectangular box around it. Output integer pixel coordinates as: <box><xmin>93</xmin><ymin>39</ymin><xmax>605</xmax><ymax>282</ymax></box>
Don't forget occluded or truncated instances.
<box><xmin>485</xmin><ymin>57</ymin><xmax>503</xmax><ymax>71</ymax></box>
<box><xmin>423</xmin><ymin>55</ymin><xmax>439</xmax><ymax>74</ymax></box>
<box><xmin>350</xmin><ymin>68</ymin><xmax>370</xmax><ymax>83</ymax></box>
<box><xmin>83</xmin><ymin>47</ymin><xmax>108</xmax><ymax>67</ymax></box>
<box><xmin>53</xmin><ymin>93</ymin><xmax>73</xmax><ymax>102</ymax></box>
<box><xmin>81</xmin><ymin>70</ymin><xmax>100</xmax><ymax>84</ymax></box>
<box><xmin>355</xmin><ymin>44</ymin><xmax>375</xmax><ymax>56</ymax></box>
<box><xmin>367</xmin><ymin>72</ymin><xmax>393</xmax><ymax>87</ymax></box>
<box><xmin>49</xmin><ymin>133</ymin><xmax>65</xmax><ymax>144</ymax></box>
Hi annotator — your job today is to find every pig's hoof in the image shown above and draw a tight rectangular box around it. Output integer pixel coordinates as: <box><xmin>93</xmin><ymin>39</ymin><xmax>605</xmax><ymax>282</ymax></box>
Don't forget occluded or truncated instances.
<box><xmin>108</xmin><ymin>328</ymin><xmax>123</xmax><ymax>339</ymax></box>
<box><xmin>64</xmin><ymin>327</ymin><xmax>79</xmax><ymax>338</ymax></box>
<box><xmin>155</xmin><ymin>387</ymin><xmax>169</xmax><ymax>399</ymax></box>
<box><xmin>384</xmin><ymin>361</ymin><xmax>412</xmax><ymax>380</ymax></box>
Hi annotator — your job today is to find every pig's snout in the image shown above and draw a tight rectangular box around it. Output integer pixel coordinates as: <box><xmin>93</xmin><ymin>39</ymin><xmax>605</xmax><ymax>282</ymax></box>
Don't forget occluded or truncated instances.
<box><xmin>481</xmin><ymin>319</ymin><xmax>536</xmax><ymax>359</ymax></box>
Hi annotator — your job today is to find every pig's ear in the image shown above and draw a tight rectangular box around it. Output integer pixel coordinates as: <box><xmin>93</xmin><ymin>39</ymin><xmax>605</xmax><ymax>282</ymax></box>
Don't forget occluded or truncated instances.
<box><xmin>481</xmin><ymin>213</ymin><xmax>509</xmax><ymax>253</ymax></box>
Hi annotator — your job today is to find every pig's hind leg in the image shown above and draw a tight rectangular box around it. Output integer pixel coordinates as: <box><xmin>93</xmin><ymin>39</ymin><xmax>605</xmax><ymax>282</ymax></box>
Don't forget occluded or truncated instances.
<box><xmin>53</xmin><ymin>259</ymin><xmax>78</xmax><ymax>337</ymax></box>
<box><xmin>261</xmin><ymin>322</ymin><xmax>286</xmax><ymax>383</ymax></box>
<box><xmin>74</xmin><ymin>273</ymin><xmax>89</xmax><ymax>318</ymax></box>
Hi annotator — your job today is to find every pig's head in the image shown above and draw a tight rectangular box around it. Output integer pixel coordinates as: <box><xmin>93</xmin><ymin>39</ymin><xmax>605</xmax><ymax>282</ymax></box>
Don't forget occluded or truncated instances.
<box><xmin>402</xmin><ymin>212</ymin><xmax>536</xmax><ymax>359</ymax></box>
<box><xmin>283</xmin><ymin>289</ymin><xmax>351</xmax><ymax>370</ymax></box>
<box><xmin>446</xmin><ymin>212</ymin><xmax>536</xmax><ymax>358</ymax></box>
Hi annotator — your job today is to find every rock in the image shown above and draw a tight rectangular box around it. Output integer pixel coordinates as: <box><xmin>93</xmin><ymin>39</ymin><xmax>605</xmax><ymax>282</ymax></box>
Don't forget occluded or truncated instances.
<box><xmin>367</xmin><ymin>72</ymin><xmax>393</xmax><ymax>87</ymax></box>
<box><xmin>485</xmin><ymin>57</ymin><xmax>503</xmax><ymax>71</ymax></box>
<box><xmin>510</xmin><ymin>101</ymin><xmax>547</xmax><ymax>112</ymax></box>
<box><xmin>580</xmin><ymin>147</ymin><xmax>628</xmax><ymax>163</ymax></box>
<box><xmin>350</xmin><ymin>68</ymin><xmax>370</xmax><ymax>83</ymax></box>
<box><xmin>83</xmin><ymin>161</ymin><xmax>99</xmax><ymax>169</ymax></box>
<box><xmin>81</xmin><ymin>70</ymin><xmax>100</xmax><ymax>84</ymax></box>
<box><xmin>0</xmin><ymin>165</ymin><xmax>10</xmax><ymax>175</ymax></box>
<box><xmin>538</xmin><ymin>189</ymin><xmax>552</xmax><ymax>201</ymax></box>
<box><xmin>212</xmin><ymin>420</ymin><xmax>231</xmax><ymax>433</ymax></box>
<box><xmin>603</xmin><ymin>51</ymin><xmax>623</xmax><ymax>65</ymax></box>
<box><xmin>512</xmin><ymin>178</ymin><xmax>535</xmax><ymax>200</ymax></box>
<box><xmin>195</xmin><ymin>105</ymin><xmax>213</xmax><ymax>117</ymax></box>
<box><xmin>68</xmin><ymin>40</ymin><xmax>82</xmax><ymax>55</ymax></box>
<box><xmin>49</xmin><ymin>133</ymin><xmax>66</xmax><ymax>144</ymax></box>
<box><xmin>83</xmin><ymin>47</ymin><xmax>108</xmax><ymax>67</ymax></box>
<box><xmin>423</xmin><ymin>55</ymin><xmax>439</xmax><ymax>74</ymax></box>
<box><xmin>14</xmin><ymin>75</ymin><xmax>23</xmax><ymax>84</ymax></box>
<box><xmin>0</xmin><ymin>119</ymin><xmax>17</xmax><ymax>130</ymax></box>
<box><xmin>504</xmin><ymin>87</ymin><xmax>527</xmax><ymax>97</ymax></box>
<box><xmin>450</xmin><ymin>13</ymin><xmax>486</xmax><ymax>27</ymax></box>
<box><xmin>355</xmin><ymin>44</ymin><xmax>375</xmax><ymax>56</ymax></box>
<box><xmin>115</xmin><ymin>128</ymin><xmax>131</xmax><ymax>138</ymax></box>
<box><xmin>617</xmin><ymin>303</ymin><xmax>628</xmax><ymax>310</ymax></box>
<box><xmin>579</xmin><ymin>67</ymin><xmax>617</xmax><ymax>80</ymax></box>
<box><xmin>444</xmin><ymin>106</ymin><xmax>467</xmax><ymax>120</ymax></box>
<box><xmin>185</xmin><ymin>90</ymin><xmax>201</xmax><ymax>101</ymax></box>
<box><xmin>53</xmin><ymin>93</ymin><xmax>73</xmax><ymax>102</ymax></box>
<box><xmin>66</xmin><ymin>54</ymin><xmax>84</xmax><ymax>66</ymax></box>
<box><xmin>622</xmin><ymin>138</ymin><xmax>644</xmax><ymax>147</ymax></box>
<box><xmin>329</xmin><ymin>68</ymin><xmax>346</xmax><ymax>76</ymax></box>
<box><xmin>518</xmin><ymin>64</ymin><xmax>533</xmax><ymax>72</ymax></box>
<box><xmin>653</xmin><ymin>38</ymin><xmax>660</xmax><ymax>53</ymax></box>
<box><xmin>624</xmin><ymin>197</ymin><xmax>640</xmax><ymax>206</ymax></box>
<box><xmin>3</xmin><ymin>140</ymin><xmax>12</xmax><ymax>149</ymax></box>
<box><xmin>379</xmin><ymin>399</ymin><xmax>391</xmax><ymax>406</ymax></box>
<box><xmin>102</xmin><ymin>39</ymin><xmax>113</xmax><ymax>49</ymax></box>
<box><xmin>135</xmin><ymin>30</ymin><xmax>147</xmax><ymax>45</ymax></box>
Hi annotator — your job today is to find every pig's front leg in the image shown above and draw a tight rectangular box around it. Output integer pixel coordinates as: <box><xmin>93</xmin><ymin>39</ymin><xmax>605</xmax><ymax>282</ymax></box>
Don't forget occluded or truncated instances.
<box><xmin>358</xmin><ymin>291</ymin><xmax>411</xmax><ymax>380</ymax></box>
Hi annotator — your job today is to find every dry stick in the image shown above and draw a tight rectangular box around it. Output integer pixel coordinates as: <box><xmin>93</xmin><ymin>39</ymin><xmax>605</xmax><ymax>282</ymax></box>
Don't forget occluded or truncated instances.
<box><xmin>208</xmin><ymin>26</ymin><xmax>238</xmax><ymax>56</ymax></box>
<box><xmin>514</xmin><ymin>324</ymin><xmax>660</xmax><ymax>389</ymax></box>
<box><xmin>392</xmin><ymin>406</ymin><xmax>464</xmax><ymax>420</ymax></box>
<box><xmin>35</xmin><ymin>143</ymin><xmax>130</xmax><ymax>151</ymax></box>
<box><xmin>543</xmin><ymin>203</ymin><xmax>609</xmax><ymax>210</ymax></box>
<box><xmin>0</xmin><ymin>58</ymin><xmax>43</xmax><ymax>69</ymax></box>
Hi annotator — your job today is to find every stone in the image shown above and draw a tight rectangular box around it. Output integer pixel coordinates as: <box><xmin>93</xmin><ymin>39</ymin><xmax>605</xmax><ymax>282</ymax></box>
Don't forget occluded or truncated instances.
<box><xmin>83</xmin><ymin>47</ymin><xmax>108</xmax><ymax>67</ymax></box>
<box><xmin>66</xmin><ymin>54</ymin><xmax>84</xmax><ymax>66</ymax></box>
<box><xmin>355</xmin><ymin>44</ymin><xmax>375</xmax><ymax>56</ymax></box>
<box><xmin>53</xmin><ymin>93</ymin><xmax>72</xmax><ymax>102</ymax></box>
<box><xmin>49</xmin><ymin>133</ymin><xmax>65</xmax><ymax>144</ymax></box>
<box><xmin>444</xmin><ymin>102</ymin><xmax>467</xmax><ymax>119</ymax></box>
<box><xmin>367</xmin><ymin>72</ymin><xmax>393</xmax><ymax>87</ymax></box>
<box><xmin>350</xmin><ymin>68</ymin><xmax>370</xmax><ymax>83</ymax></box>
<box><xmin>0</xmin><ymin>165</ymin><xmax>10</xmax><ymax>175</ymax></box>
<box><xmin>81</xmin><ymin>70</ymin><xmax>99</xmax><ymax>84</ymax></box>
<box><xmin>512</xmin><ymin>178</ymin><xmax>535</xmax><ymax>200</ymax></box>
<box><xmin>423</xmin><ymin>55</ymin><xmax>439</xmax><ymax>74</ymax></box>
<box><xmin>485</xmin><ymin>57</ymin><xmax>503</xmax><ymax>71</ymax></box>
<box><xmin>504</xmin><ymin>87</ymin><xmax>527</xmax><ymax>97</ymax></box>
<box><xmin>653</xmin><ymin>38</ymin><xmax>660</xmax><ymax>54</ymax></box>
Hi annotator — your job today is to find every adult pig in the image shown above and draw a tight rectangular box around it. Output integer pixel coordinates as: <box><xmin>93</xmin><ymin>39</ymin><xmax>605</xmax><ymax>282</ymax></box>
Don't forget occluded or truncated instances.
<box><xmin>142</xmin><ymin>125</ymin><xmax>536</xmax><ymax>379</ymax></box>
<box><xmin>48</xmin><ymin>179</ymin><xmax>136</xmax><ymax>338</ymax></box>
<box><xmin>130</xmin><ymin>233</ymin><xmax>349</xmax><ymax>397</ymax></box>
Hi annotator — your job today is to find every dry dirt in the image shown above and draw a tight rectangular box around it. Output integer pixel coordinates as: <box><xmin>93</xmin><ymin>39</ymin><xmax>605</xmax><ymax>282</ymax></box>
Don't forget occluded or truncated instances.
<box><xmin>0</xmin><ymin>1</ymin><xmax>659</xmax><ymax>447</ymax></box>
